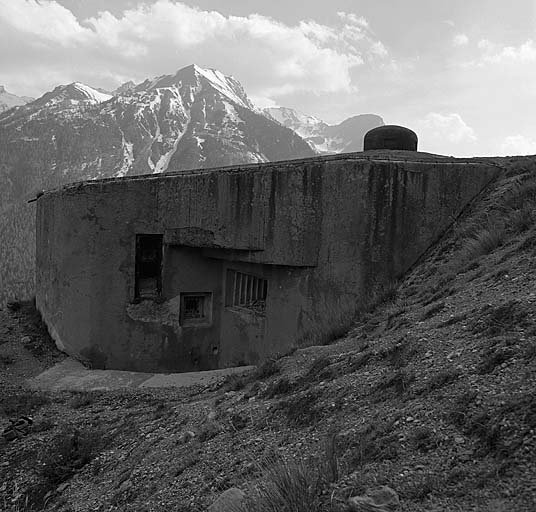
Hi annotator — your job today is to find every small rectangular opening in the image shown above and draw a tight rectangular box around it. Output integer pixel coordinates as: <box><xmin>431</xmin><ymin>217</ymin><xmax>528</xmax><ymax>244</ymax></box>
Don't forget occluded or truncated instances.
<box><xmin>135</xmin><ymin>234</ymin><xmax>163</xmax><ymax>299</ymax></box>
<box><xmin>180</xmin><ymin>293</ymin><xmax>212</xmax><ymax>326</ymax></box>
<box><xmin>226</xmin><ymin>269</ymin><xmax>267</xmax><ymax>314</ymax></box>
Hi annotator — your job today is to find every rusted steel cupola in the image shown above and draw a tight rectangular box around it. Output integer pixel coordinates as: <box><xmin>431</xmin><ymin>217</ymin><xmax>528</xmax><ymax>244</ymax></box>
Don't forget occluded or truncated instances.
<box><xmin>364</xmin><ymin>125</ymin><xmax>418</xmax><ymax>151</ymax></box>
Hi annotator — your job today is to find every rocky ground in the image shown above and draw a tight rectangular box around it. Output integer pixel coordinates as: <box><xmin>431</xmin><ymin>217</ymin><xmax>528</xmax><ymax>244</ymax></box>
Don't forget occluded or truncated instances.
<box><xmin>1</xmin><ymin>157</ymin><xmax>536</xmax><ymax>511</ymax></box>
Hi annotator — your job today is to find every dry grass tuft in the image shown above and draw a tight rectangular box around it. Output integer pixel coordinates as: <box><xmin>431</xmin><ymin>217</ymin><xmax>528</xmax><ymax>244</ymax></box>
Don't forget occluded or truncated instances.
<box><xmin>234</xmin><ymin>455</ymin><xmax>326</xmax><ymax>512</ymax></box>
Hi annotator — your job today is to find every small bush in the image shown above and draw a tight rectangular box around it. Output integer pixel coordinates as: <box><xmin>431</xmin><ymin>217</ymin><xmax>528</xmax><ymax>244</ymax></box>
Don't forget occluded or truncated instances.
<box><xmin>439</xmin><ymin>312</ymin><xmax>467</xmax><ymax>328</ymax></box>
<box><xmin>477</xmin><ymin>346</ymin><xmax>516</xmax><ymax>374</ymax></box>
<box><xmin>400</xmin><ymin>473</ymin><xmax>444</xmax><ymax>501</ymax></box>
<box><xmin>69</xmin><ymin>391</ymin><xmax>94</xmax><ymax>409</ymax></box>
<box><xmin>410</xmin><ymin>426</ymin><xmax>439</xmax><ymax>453</ymax></box>
<box><xmin>378</xmin><ymin>340</ymin><xmax>417</xmax><ymax>369</ymax></box>
<box><xmin>255</xmin><ymin>358</ymin><xmax>280</xmax><ymax>379</ymax></box>
<box><xmin>0</xmin><ymin>354</ymin><xmax>15</xmax><ymax>366</ymax></box>
<box><xmin>0</xmin><ymin>390</ymin><xmax>51</xmax><ymax>417</ymax></box>
<box><xmin>237</xmin><ymin>455</ymin><xmax>326</xmax><ymax>512</ymax></box>
<box><xmin>197</xmin><ymin>421</ymin><xmax>221</xmax><ymax>442</ymax></box>
<box><xmin>304</xmin><ymin>356</ymin><xmax>334</xmax><ymax>382</ymax></box>
<box><xmin>458</xmin><ymin>222</ymin><xmax>506</xmax><ymax>265</ymax></box>
<box><xmin>470</xmin><ymin>300</ymin><xmax>530</xmax><ymax>337</ymax></box>
<box><xmin>416</xmin><ymin>369</ymin><xmax>461</xmax><ymax>395</ymax></box>
<box><xmin>40</xmin><ymin>427</ymin><xmax>105</xmax><ymax>486</ymax></box>
<box><xmin>448</xmin><ymin>391</ymin><xmax>478</xmax><ymax>428</ymax></box>
<box><xmin>421</xmin><ymin>301</ymin><xmax>446</xmax><ymax>320</ymax></box>
<box><xmin>344</xmin><ymin>420</ymin><xmax>398</xmax><ymax>467</ymax></box>
<box><xmin>222</xmin><ymin>357</ymin><xmax>281</xmax><ymax>392</ymax></box>
<box><xmin>262</xmin><ymin>377</ymin><xmax>296</xmax><ymax>399</ymax></box>
<box><xmin>346</xmin><ymin>352</ymin><xmax>372</xmax><ymax>373</ymax></box>
<box><xmin>375</xmin><ymin>369</ymin><xmax>415</xmax><ymax>396</ymax></box>
<box><xmin>276</xmin><ymin>392</ymin><xmax>322</xmax><ymax>426</ymax></box>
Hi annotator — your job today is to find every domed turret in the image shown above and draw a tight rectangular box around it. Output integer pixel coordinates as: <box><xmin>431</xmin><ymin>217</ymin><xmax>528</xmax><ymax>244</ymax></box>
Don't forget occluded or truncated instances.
<box><xmin>364</xmin><ymin>125</ymin><xmax>418</xmax><ymax>151</ymax></box>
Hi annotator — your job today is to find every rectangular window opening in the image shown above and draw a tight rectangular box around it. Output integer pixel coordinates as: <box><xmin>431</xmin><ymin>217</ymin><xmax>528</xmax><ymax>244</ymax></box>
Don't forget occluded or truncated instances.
<box><xmin>135</xmin><ymin>234</ymin><xmax>163</xmax><ymax>299</ymax></box>
<box><xmin>226</xmin><ymin>269</ymin><xmax>267</xmax><ymax>314</ymax></box>
<box><xmin>180</xmin><ymin>293</ymin><xmax>212</xmax><ymax>326</ymax></box>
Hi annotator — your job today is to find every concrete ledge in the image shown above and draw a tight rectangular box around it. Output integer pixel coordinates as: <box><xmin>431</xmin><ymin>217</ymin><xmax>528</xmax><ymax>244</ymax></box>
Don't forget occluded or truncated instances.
<box><xmin>28</xmin><ymin>358</ymin><xmax>255</xmax><ymax>392</ymax></box>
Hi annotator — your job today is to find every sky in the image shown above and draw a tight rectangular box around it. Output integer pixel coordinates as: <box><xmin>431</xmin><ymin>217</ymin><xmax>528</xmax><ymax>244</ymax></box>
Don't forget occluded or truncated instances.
<box><xmin>1</xmin><ymin>0</ymin><xmax>535</xmax><ymax>156</ymax></box>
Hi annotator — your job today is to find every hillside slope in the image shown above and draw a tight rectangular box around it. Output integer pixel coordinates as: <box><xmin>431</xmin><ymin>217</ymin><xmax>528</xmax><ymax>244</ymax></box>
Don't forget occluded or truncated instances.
<box><xmin>1</xmin><ymin>157</ymin><xmax>535</xmax><ymax>511</ymax></box>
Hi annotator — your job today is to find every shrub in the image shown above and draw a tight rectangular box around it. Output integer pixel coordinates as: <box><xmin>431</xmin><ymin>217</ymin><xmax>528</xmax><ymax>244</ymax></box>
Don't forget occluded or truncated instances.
<box><xmin>439</xmin><ymin>312</ymin><xmax>467</xmax><ymax>328</ymax></box>
<box><xmin>400</xmin><ymin>473</ymin><xmax>444</xmax><ymax>501</ymax></box>
<box><xmin>236</xmin><ymin>455</ymin><xmax>326</xmax><ymax>512</ymax></box>
<box><xmin>470</xmin><ymin>300</ymin><xmax>530</xmax><ymax>337</ymax></box>
<box><xmin>416</xmin><ymin>369</ymin><xmax>461</xmax><ymax>395</ymax></box>
<box><xmin>477</xmin><ymin>345</ymin><xmax>516</xmax><ymax>374</ymax></box>
<box><xmin>222</xmin><ymin>357</ymin><xmax>281</xmax><ymax>392</ymax></box>
<box><xmin>262</xmin><ymin>377</ymin><xmax>296</xmax><ymax>399</ymax></box>
<box><xmin>40</xmin><ymin>427</ymin><xmax>105</xmax><ymax>486</ymax></box>
<box><xmin>276</xmin><ymin>392</ymin><xmax>322</xmax><ymax>426</ymax></box>
<box><xmin>303</xmin><ymin>356</ymin><xmax>334</xmax><ymax>382</ymax></box>
<box><xmin>346</xmin><ymin>351</ymin><xmax>372</xmax><ymax>373</ymax></box>
<box><xmin>410</xmin><ymin>426</ymin><xmax>439</xmax><ymax>453</ymax></box>
<box><xmin>69</xmin><ymin>391</ymin><xmax>94</xmax><ymax>409</ymax></box>
<box><xmin>0</xmin><ymin>390</ymin><xmax>51</xmax><ymax>417</ymax></box>
<box><xmin>375</xmin><ymin>369</ymin><xmax>415</xmax><ymax>396</ymax></box>
<box><xmin>448</xmin><ymin>391</ymin><xmax>478</xmax><ymax>428</ymax></box>
<box><xmin>344</xmin><ymin>420</ymin><xmax>398</xmax><ymax>467</ymax></box>
<box><xmin>421</xmin><ymin>301</ymin><xmax>446</xmax><ymax>320</ymax></box>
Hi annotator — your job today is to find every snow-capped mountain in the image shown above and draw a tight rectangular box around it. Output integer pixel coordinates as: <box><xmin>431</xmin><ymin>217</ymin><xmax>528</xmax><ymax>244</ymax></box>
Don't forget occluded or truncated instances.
<box><xmin>0</xmin><ymin>85</ymin><xmax>33</xmax><ymax>113</ymax></box>
<box><xmin>0</xmin><ymin>64</ymin><xmax>315</xmax><ymax>305</ymax></box>
<box><xmin>264</xmin><ymin>107</ymin><xmax>384</xmax><ymax>153</ymax></box>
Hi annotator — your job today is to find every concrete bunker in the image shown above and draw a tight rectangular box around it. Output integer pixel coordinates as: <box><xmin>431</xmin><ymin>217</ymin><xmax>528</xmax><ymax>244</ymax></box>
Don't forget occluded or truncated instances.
<box><xmin>35</xmin><ymin>151</ymin><xmax>498</xmax><ymax>372</ymax></box>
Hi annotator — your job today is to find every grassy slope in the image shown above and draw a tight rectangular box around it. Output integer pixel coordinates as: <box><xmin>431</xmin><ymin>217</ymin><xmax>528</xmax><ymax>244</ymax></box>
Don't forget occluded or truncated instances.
<box><xmin>1</xmin><ymin>157</ymin><xmax>536</xmax><ymax>512</ymax></box>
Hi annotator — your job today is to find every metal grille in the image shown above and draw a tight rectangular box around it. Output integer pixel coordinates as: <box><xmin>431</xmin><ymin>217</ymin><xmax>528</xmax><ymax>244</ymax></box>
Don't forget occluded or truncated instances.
<box><xmin>226</xmin><ymin>270</ymin><xmax>267</xmax><ymax>313</ymax></box>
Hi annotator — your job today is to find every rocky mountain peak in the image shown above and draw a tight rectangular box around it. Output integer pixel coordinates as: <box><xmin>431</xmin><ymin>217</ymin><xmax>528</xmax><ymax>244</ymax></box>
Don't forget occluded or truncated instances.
<box><xmin>0</xmin><ymin>85</ymin><xmax>6</xmax><ymax>94</ymax></box>
<box><xmin>133</xmin><ymin>64</ymin><xmax>255</xmax><ymax>110</ymax></box>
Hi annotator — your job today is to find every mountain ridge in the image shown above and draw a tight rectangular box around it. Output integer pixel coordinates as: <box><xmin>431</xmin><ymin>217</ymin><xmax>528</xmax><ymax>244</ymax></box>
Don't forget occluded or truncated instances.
<box><xmin>264</xmin><ymin>106</ymin><xmax>384</xmax><ymax>153</ymax></box>
<box><xmin>0</xmin><ymin>85</ymin><xmax>34</xmax><ymax>113</ymax></box>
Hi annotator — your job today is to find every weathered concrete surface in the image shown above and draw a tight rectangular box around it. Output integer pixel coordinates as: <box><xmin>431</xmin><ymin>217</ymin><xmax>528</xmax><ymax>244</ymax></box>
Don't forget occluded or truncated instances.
<box><xmin>35</xmin><ymin>151</ymin><xmax>501</xmax><ymax>372</ymax></box>
<box><xmin>27</xmin><ymin>357</ymin><xmax>254</xmax><ymax>391</ymax></box>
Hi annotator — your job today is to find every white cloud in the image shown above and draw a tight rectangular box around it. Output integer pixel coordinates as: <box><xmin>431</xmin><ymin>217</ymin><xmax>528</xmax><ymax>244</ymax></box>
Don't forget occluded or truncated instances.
<box><xmin>453</xmin><ymin>33</ymin><xmax>469</xmax><ymax>46</ymax></box>
<box><xmin>499</xmin><ymin>135</ymin><xmax>536</xmax><ymax>156</ymax></box>
<box><xmin>415</xmin><ymin>112</ymin><xmax>477</xmax><ymax>155</ymax></box>
<box><xmin>477</xmin><ymin>38</ymin><xmax>536</xmax><ymax>63</ymax></box>
<box><xmin>0</xmin><ymin>0</ymin><xmax>388</xmax><ymax>101</ymax></box>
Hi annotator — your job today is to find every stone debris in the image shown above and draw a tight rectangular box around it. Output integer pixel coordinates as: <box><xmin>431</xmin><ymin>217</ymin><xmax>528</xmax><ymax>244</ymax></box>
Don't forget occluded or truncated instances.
<box><xmin>2</xmin><ymin>416</ymin><xmax>33</xmax><ymax>441</ymax></box>
<box><xmin>207</xmin><ymin>487</ymin><xmax>245</xmax><ymax>512</ymax></box>
<box><xmin>347</xmin><ymin>486</ymin><xmax>399</xmax><ymax>511</ymax></box>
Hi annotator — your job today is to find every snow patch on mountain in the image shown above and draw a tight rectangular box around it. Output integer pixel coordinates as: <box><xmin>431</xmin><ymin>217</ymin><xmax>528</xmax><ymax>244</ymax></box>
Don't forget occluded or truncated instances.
<box><xmin>71</xmin><ymin>83</ymin><xmax>112</xmax><ymax>103</ymax></box>
<box><xmin>192</xmin><ymin>65</ymin><xmax>253</xmax><ymax>110</ymax></box>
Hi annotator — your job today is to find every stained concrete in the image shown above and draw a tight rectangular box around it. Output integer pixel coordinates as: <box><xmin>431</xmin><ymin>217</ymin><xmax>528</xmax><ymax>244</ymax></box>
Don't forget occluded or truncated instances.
<box><xmin>28</xmin><ymin>358</ymin><xmax>255</xmax><ymax>392</ymax></box>
<box><xmin>35</xmin><ymin>151</ymin><xmax>501</xmax><ymax>372</ymax></box>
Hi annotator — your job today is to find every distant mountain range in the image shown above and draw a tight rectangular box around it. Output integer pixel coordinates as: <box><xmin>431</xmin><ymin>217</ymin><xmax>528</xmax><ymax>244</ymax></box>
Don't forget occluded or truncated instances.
<box><xmin>0</xmin><ymin>85</ymin><xmax>33</xmax><ymax>113</ymax></box>
<box><xmin>264</xmin><ymin>107</ymin><xmax>383</xmax><ymax>154</ymax></box>
<box><xmin>0</xmin><ymin>64</ymin><xmax>383</xmax><ymax>305</ymax></box>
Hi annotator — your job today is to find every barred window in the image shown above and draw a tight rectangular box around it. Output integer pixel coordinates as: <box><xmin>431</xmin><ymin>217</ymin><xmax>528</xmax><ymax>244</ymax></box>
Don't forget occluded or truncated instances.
<box><xmin>180</xmin><ymin>293</ymin><xmax>212</xmax><ymax>326</ymax></box>
<box><xmin>226</xmin><ymin>270</ymin><xmax>267</xmax><ymax>314</ymax></box>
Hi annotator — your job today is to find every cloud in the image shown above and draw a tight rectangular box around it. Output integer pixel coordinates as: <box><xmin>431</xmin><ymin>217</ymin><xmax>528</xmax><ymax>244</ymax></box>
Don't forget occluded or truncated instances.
<box><xmin>415</xmin><ymin>112</ymin><xmax>477</xmax><ymax>155</ymax></box>
<box><xmin>0</xmin><ymin>0</ymin><xmax>388</xmax><ymax>101</ymax></box>
<box><xmin>477</xmin><ymin>38</ymin><xmax>536</xmax><ymax>63</ymax></box>
<box><xmin>499</xmin><ymin>135</ymin><xmax>536</xmax><ymax>156</ymax></box>
<box><xmin>453</xmin><ymin>33</ymin><xmax>469</xmax><ymax>46</ymax></box>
